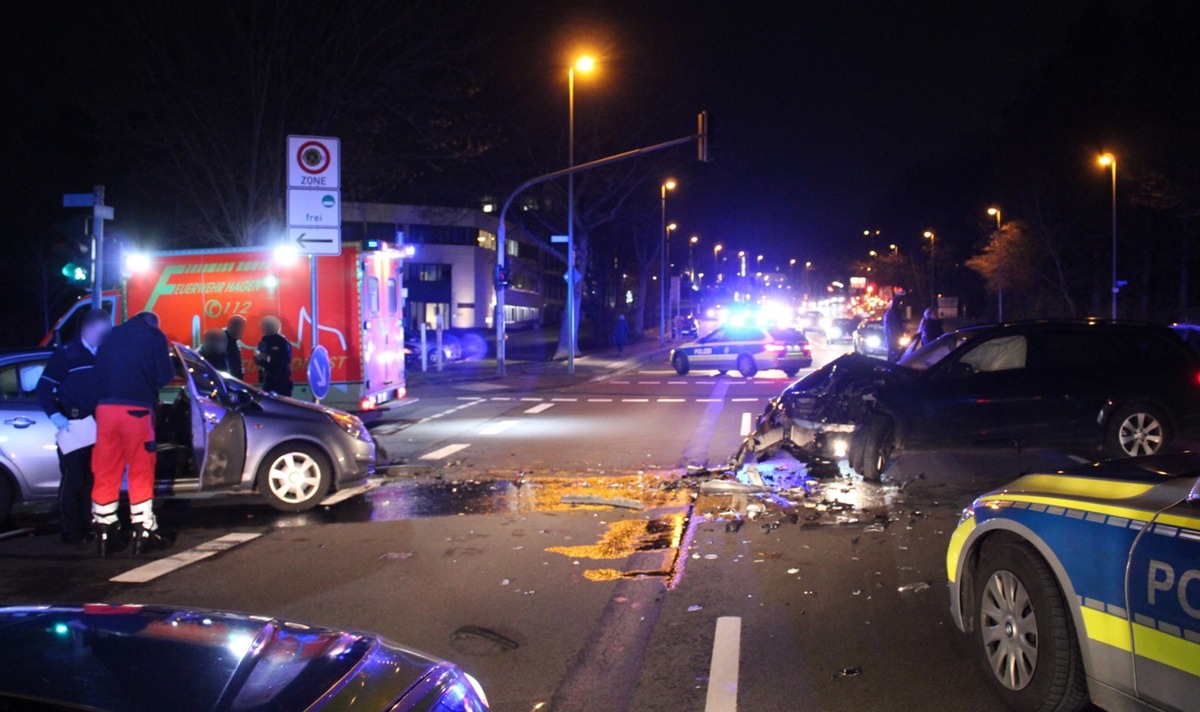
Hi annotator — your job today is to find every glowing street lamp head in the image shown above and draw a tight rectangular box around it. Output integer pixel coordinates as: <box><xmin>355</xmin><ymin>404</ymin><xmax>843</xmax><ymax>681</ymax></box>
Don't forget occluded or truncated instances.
<box><xmin>714</xmin><ymin>244</ymin><xmax>723</xmax><ymax>253</ymax></box>
<box><xmin>666</xmin><ymin>222</ymin><xmax>677</xmax><ymax>232</ymax></box>
<box><xmin>737</xmin><ymin>250</ymin><xmax>745</xmax><ymax>257</ymax></box>
<box><xmin>575</xmin><ymin>55</ymin><xmax>596</xmax><ymax>73</ymax></box>
<box><xmin>923</xmin><ymin>231</ymin><xmax>934</xmax><ymax>239</ymax></box>
<box><xmin>690</xmin><ymin>235</ymin><xmax>699</xmax><ymax>244</ymax></box>
<box><xmin>664</xmin><ymin>179</ymin><xmax>677</xmax><ymax>191</ymax></box>
<box><xmin>987</xmin><ymin>207</ymin><xmax>999</xmax><ymax>216</ymax></box>
<box><xmin>1098</xmin><ymin>153</ymin><xmax>1115</xmax><ymax>168</ymax></box>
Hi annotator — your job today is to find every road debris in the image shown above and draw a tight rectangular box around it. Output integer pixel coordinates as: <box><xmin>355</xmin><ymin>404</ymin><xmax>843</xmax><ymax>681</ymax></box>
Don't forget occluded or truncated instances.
<box><xmin>897</xmin><ymin>581</ymin><xmax>932</xmax><ymax>595</ymax></box>
<box><xmin>833</xmin><ymin>666</ymin><xmax>862</xmax><ymax>679</ymax></box>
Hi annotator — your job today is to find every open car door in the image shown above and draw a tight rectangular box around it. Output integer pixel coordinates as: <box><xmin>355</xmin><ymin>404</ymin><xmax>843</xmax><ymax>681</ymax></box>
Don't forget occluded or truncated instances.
<box><xmin>174</xmin><ymin>345</ymin><xmax>246</xmax><ymax>490</ymax></box>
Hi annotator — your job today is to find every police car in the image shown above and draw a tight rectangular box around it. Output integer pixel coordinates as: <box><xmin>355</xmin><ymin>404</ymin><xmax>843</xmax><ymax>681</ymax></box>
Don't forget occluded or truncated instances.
<box><xmin>670</xmin><ymin>326</ymin><xmax>812</xmax><ymax>378</ymax></box>
<box><xmin>946</xmin><ymin>454</ymin><xmax>1200</xmax><ymax>712</ymax></box>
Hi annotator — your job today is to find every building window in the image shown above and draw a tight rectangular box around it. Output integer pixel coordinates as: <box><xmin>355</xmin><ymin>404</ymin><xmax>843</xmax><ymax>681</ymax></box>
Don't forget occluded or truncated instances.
<box><xmin>506</xmin><ymin>240</ymin><xmax>520</xmax><ymax>258</ymax></box>
<box><xmin>477</xmin><ymin>230</ymin><xmax>497</xmax><ymax>251</ymax></box>
<box><xmin>407</xmin><ymin>263</ymin><xmax>451</xmax><ymax>282</ymax></box>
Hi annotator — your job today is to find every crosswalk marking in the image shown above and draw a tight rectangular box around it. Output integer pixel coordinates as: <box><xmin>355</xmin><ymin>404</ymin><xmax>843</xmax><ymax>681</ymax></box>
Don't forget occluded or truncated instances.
<box><xmin>480</xmin><ymin>420</ymin><xmax>520</xmax><ymax>435</ymax></box>
<box><xmin>419</xmin><ymin>443</ymin><xmax>471</xmax><ymax>460</ymax></box>
<box><xmin>525</xmin><ymin>403</ymin><xmax>555</xmax><ymax>414</ymax></box>
<box><xmin>740</xmin><ymin>412</ymin><xmax>753</xmax><ymax>436</ymax></box>
<box><xmin>705</xmin><ymin>617</ymin><xmax>741</xmax><ymax>712</ymax></box>
<box><xmin>111</xmin><ymin>533</ymin><xmax>262</xmax><ymax>584</ymax></box>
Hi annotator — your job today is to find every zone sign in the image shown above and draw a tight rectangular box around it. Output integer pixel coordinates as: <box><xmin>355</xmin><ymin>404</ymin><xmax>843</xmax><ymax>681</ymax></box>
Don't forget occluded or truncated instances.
<box><xmin>287</xmin><ymin>136</ymin><xmax>340</xmax><ymax>189</ymax></box>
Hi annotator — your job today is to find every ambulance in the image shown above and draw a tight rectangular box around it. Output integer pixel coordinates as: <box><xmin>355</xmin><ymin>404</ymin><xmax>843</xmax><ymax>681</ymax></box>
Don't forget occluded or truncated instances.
<box><xmin>45</xmin><ymin>241</ymin><xmax>409</xmax><ymax>410</ymax></box>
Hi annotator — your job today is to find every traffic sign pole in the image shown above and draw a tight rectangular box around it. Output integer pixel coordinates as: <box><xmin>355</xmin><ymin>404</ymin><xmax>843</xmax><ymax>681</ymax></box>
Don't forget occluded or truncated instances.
<box><xmin>92</xmin><ymin>186</ymin><xmax>104</xmax><ymax>309</ymax></box>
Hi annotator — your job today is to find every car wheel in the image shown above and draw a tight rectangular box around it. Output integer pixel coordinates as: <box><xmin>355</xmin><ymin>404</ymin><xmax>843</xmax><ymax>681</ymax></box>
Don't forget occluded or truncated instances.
<box><xmin>973</xmin><ymin>541</ymin><xmax>1088</xmax><ymax>712</ymax></box>
<box><xmin>0</xmin><ymin>472</ymin><xmax>14</xmax><ymax>525</ymax></box>
<box><xmin>257</xmin><ymin>443</ymin><xmax>332</xmax><ymax>512</ymax></box>
<box><xmin>858</xmin><ymin>415</ymin><xmax>893</xmax><ymax>481</ymax></box>
<box><xmin>672</xmin><ymin>352</ymin><xmax>690</xmax><ymax>376</ymax></box>
<box><xmin>1105</xmin><ymin>404</ymin><xmax>1171</xmax><ymax>458</ymax></box>
<box><xmin>783</xmin><ymin>368</ymin><xmax>799</xmax><ymax>378</ymax></box>
<box><xmin>737</xmin><ymin>354</ymin><xmax>758</xmax><ymax>378</ymax></box>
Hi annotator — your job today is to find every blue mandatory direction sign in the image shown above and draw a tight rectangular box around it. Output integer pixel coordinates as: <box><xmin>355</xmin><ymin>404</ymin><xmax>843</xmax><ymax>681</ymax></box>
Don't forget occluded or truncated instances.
<box><xmin>307</xmin><ymin>345</ymin><xmax>332</xmax><ymax>401</ymax></box>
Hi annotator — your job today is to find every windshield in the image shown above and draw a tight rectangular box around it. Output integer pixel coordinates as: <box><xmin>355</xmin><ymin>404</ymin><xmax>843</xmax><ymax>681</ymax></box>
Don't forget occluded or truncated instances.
<box><xmin>897</xmin><ymin>331</ymin><xmax>972</xmax><ymax>371</ymax></box>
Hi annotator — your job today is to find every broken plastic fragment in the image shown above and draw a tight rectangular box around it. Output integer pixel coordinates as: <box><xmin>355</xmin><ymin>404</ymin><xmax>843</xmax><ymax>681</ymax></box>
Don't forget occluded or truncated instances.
<box><xmin>897</xmin><ymin>581</ymin><xmax>931</xmax><ymax>594</ymax></box>
<box><xmin>687</xmin><ymin>605</ymin><xmax>703</xmax><ymax>612</ymax></box>
<box><xmin>787</xmin><ymin>568</ymin><xmax>800</xmax><ymax>574</ymax></box>
<box><xmin>833</xmin><ymin>666</ymin><xmax>862</xmax><ymax>679</ymax></box>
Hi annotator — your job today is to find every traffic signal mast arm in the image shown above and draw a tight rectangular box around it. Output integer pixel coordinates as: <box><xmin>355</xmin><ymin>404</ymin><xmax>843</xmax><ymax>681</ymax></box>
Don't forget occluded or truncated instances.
<box><xmin>494</xmin><ymin>112</ymin><xmax>710</xmax><ymax>374</ymax></box>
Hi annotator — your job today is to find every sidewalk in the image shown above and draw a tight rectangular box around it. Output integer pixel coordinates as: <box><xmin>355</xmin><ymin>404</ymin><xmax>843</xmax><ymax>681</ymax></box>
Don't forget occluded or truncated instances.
<box><xmin>403</xmin><ymin>328</ymin><xmax>676</xmax><ymax>393</ymax></box>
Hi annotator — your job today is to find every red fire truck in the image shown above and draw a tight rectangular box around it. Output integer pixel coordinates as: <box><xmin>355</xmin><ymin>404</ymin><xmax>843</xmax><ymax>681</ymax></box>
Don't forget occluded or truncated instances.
<box><xmin>45</xmin><ymin>242</ymin><xmax>409</xmax><ymax>410</ymax></box>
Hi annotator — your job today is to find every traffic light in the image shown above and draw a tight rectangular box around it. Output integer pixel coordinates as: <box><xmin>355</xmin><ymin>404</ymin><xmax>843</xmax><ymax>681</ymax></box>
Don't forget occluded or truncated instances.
<box><xmin>62</xmin><ymin>263</ymin><xmax>89</xmax><ymax>282</ymax></box>
<box><xmin>697</xmin><ymin>111</ymin><xmax>711</xmax><ymax>163</ymax></box>
<box><xmin>495</xmin><ymin>264</ymin><xmax>512</xmax><ymax>289</ymax></box>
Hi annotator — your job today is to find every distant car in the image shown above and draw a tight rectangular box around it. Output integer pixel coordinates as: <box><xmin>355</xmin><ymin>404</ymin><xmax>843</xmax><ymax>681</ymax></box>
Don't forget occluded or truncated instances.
<box><xmin>0</xmin><ymin>604</ymin><xmax>490</xmax><ymax>711</ymax></box>
<box><xmin>675</xmin><ymin>315</ymin><xmax>700</xmax><ymax>340</ymax></box>
<box><xmin>946</xmin><ymin>454</ymin><xmax>1200</xmax><ymax>712</ymax></box>
<box><xmin>797</xmin><ymin>310</ymin><xmax>824</xmax><ymax>330</ymax></box>
<box><xmin>404</xmin><ymin>338</ymin><xmax>461</xmax><ymax>367</ymax></box>
<box><xmin>746</xmin><ymin>321</ymin><xmax>1200</xmax><ymax>479</ymax></box>
<box><xmin>0</xmin><ymin>344</ymin><xmax>375</xmax><ymax>522</ymax></box>
<box><xmin>852</xmin><ymin>320</ymin><xmax>888</xmax><ymax>357</ymax></box>
<box><xmin>670</xmin><ymin>326</ymin><xmax>812</xmax><ymax>378</ymax></box>
<box><xmin>826</xmin><ymin>317</ymin><xmax>861</xmax><ymax>344</ymax></box>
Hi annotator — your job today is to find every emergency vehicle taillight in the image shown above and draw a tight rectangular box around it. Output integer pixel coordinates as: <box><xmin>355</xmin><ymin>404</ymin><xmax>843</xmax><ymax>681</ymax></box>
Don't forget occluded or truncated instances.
<box><xmin>764</xmin><ymin>342</ymin><xmax>786</xmax><ymax>353</ymax></box>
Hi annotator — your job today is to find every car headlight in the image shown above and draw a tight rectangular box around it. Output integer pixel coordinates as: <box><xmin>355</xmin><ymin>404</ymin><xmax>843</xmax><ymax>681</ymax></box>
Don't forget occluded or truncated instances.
<box><xmin>866</xmin><ymin>335</ymin><xmax>882</xmax><ymax>349</ymax></box>
<box><xmin>899</xmin><ymin>334</ymin><xmax>912</xmax><ymax>347</ymax></box>
<box><xmin>330</xmin><ymin>412</ymin><xmax>371</xmax><ymax>441</ymax></box>
<box><xmin>828</xmin><ymin>327</ymin><xmax>843</xmax><ymax>339</ymax></box>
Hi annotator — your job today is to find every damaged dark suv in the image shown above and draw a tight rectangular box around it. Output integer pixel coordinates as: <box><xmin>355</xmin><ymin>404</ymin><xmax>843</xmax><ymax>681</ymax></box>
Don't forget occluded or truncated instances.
<box><xmin>740</xmin><ymin>321</ymin><xmax>1200</xmax><ymax>480</ymax></box>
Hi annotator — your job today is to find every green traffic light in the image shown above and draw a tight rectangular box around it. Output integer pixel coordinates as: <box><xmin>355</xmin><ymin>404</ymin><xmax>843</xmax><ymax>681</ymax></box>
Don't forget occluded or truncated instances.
<box><xmin>61</xmin><ymin>263</ymin><xmax>88</xmax><ymax>282</ymax></box>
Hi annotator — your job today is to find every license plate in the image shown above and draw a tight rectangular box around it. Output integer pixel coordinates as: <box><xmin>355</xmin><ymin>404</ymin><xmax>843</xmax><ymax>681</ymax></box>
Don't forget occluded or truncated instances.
<box><xmin>373</xmin><ymin>390</ymin><xmax>390</xmax><ymax>405</ymax></box>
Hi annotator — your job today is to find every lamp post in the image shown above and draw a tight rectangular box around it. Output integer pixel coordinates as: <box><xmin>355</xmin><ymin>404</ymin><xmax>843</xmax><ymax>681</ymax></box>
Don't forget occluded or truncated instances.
<box><xmin>659</xmin><ymin>179</ymin><xmax>676</xmax><ymax>345</ymax></box>
<box><xmin>1098</xmin><ymin>153</ymin><xmax>1117</xmax><ymax>319</ymax></box>
<box><xmin>738</xmin><ymin>250</ymin><xmax>746</xmax><ymax>277</ymax></box>
<box><xmin>689</xmin><ymin>235</ymin><xmax>699</xmax><ymax>283</ymax></box>
<box><xmin>713</xmin><ymin>243</ymin><xmax>723</xmax><ymax>282</ymax></box>
<box><xmin>565</xmin><ymin>55</ymin><xmax>595</xmax><ymax>374</ymax></box>
<box><xmin>923</xmin><ymin>231</ymin><xmax>936</xmax><ymax>309</ymax></box>
<box><xmin>987</xmin><ymin>207</ymin><xmax>1004</xmax><ymax>321</ymax></box>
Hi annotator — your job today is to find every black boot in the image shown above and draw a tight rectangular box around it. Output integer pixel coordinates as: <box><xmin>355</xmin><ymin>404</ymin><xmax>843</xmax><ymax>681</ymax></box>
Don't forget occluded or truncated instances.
<box><xmin>95</xmin><ymin>522</ymin><xmax>125</xmax><ymax>557</ymax></box>
<box><xmin>131</xmin><ymin>523</ymin><xmax>175</xmax><ymax>555</ymax></box>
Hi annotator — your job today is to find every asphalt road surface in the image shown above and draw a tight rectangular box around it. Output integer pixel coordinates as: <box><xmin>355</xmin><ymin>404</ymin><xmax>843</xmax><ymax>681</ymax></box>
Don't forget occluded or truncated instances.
<box><xmin>0</xmin><ymin>340</ymin><xmax>1101</xmax><ymax>711</ymax></box>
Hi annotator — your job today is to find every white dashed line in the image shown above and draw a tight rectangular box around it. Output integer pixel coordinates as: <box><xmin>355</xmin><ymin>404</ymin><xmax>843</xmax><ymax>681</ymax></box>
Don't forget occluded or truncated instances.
<box><xmin>740</xmin><ymin>412</ymin><xmax>753</xmax><ymax>436</ymax></box>
<box><xmin>420</xmin><ymin>443</ymin><xmax>471</xmax><ymax>460</ymax></box>
<box><xmin>520</xmin><ymin>397</ymin><xmax>544</xmax><ymax>402</ymax></box>
<box><xmin>588</xmin><ymin>398</ymin><xmax>613</xmax><ymax>402</ymax></box>
<box><xmin>657</xmin><ymin>398</ymin><xmax>686</xmax><ymax>403</ymax></box>
<box><xmin>622</xmin><ymin>398</ymin><xmax>650</xmax><ymax>403</ymax></box>
<box><xmin>637</xmin><ymin>381</ymin><xmax>660</xmax><ymax>385</ymax></box>
<box><xmin>697</xmin><ymin>398</ymin><xmax>721</xmax><ymax>403</ymax></box>
<box><xmin>490</xmin><ymin>397</ymin><xmax>512</xmax><ymax>401</ymax></box>
<box><xmin>480</xmin><ymin>420</ymin><xmax>520</xmax><ymax>435</ymax></box>
<box><xmin>456</xmin><ymin>396</ymin><xmax>483</xmax><ymax>401</ymax></box>
<box><xmin>668</xmin><ymin>380</ymin><xmax>687</xmax><ymax>385</ymax></box>
<box><xmin>611</xmin><ymin>381</ymin><xmax>630</xmax><ymax>385</ymax></box>
<box><xmin>525</xmin><ymin>403</ymin><xmax>555</xmax><ymax>414</ymax></box>
<box><xmin>110</xmin><ymin>533</ymin><xmax>262</xmax><ymax>584</ymax></box>
<box><xmin>552</xmin><ymin>398</ymin><xmax>578</xmax><ymax>402</ymax></box>
<box><xmin>731</xmin><ymin>398</ymin><xmax>759</xmax><ymax>402</ymax></box>
<box><xmin>704</xmin><ymin>617</ymin><xmax>741</xmax><ymax>712</ymax></box>
<box><xmin>697</xmin><ymin>381</ymin><xmax>717</xmax><ymax>385</ymax></box>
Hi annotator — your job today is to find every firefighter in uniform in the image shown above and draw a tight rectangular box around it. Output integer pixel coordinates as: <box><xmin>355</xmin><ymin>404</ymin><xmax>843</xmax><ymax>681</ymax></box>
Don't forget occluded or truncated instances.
<box><xmin>91</xmin><ymin>311</ymin><xmax>175</xmax><ymax>556</ymax></box>
<box><xmin>35</xmin><ymin>308</ymin><xmax>112</xmax><ymax>544</ymax></box>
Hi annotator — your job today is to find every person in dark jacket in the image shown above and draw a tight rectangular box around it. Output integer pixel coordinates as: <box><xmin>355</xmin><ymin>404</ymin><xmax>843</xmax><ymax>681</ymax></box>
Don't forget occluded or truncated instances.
<box><xmin>224</xmin><ymin>315</ymin><xmax>246</xmax><ymax>380</ymax></box>
<box><xmin>91</xmin><ymin>311</ymin><xmax>175</xmax><ymax>556</ymax></box>
<box><xmin>612</xmin><ymin>314</ymin><xmax>630</xmax><ymax>355</ymax></box>
<box><xmin>918</xmin><ymin>308</ymin><xmax>945</xmax><ymax>346</ymax></box>
<box><xmin>198</xmin><ymin>328</ymin><xmax>230</xmax><ymax>372</ymax></box>
<box><xmin>35</xmin><ymin>308</ymin><xmax>112</xmax><ymax>544</ymax></box>
<box><xmin>883</xmin><ymin>299</ymin><xmax>908</xmax><ymax>362</ymax></box>
<box><xmin>255</xmin><ymin>315</ymin><xmax>293</xmax><ymax>396</ymax></box>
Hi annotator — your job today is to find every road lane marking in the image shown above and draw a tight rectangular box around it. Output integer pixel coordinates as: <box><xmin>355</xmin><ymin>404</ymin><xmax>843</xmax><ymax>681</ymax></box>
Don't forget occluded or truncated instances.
<box><xmin>657</xmin><ymin>398</ymin><xmax>686</xmax><ymax>403</ymax></box>
<box><xmin>697</xmin><ymin>398</ymin><xmax>721</xmax><ymax>403</ymax></box>
<box><xmin>588</xmin><ymin>398</ymin><xmax>613</xmax><ymax>402</ymax></box>
<box><xmin>525</xmin><ymin>403</ymin><xmax>555</xmax><ymax>414</ymax></box>
<box><xmin>637</xmin><ymin>381</ymin><xmax>660</xmax><ymax>385</ymax></box>
<box><xmin>705</xmin><ymin>617</ymin><xmax>741</xmax><ymax>712</ymax></box>
<box><xmin>731</xmin><ymin>398</ymin><xmax>759</xmax><ymax>402</ymax></box>
<box><xmin>0</xmin><ymin>527</ymin><xmax>36</xmax><ymax>542</ymax></box>
<box><xmin>668</xmin><ymin>380</ymin><xmax>687</xmax><ymax>384</ymax></box>
<box><xmin>1067</xmin><ymin>454</ymin><xmax>1090</xmax><ymax>463</ymax></box>
<box><xmin>611</xmin><ymin>381</ymin><xmax>630</xmax><ymax>384</ymax></box>
<box><xmin>622</xmin><ymin>398</ymin><xmax>650</xmax><ymax>403</ymax></box>
<box><xmin>456</xmin><ymin>396</ymin><xmax>484</xmax><ymax>401</ymax></box>
<box><xmin>740</xmin><ymin>412</ymin><xmax>753</xmax><ymax>436</ymax></box>
<box><xmin>110</xmin><ymin>532</ymin><xmax>262</xmax><ymax>584</ymax></box>
<box><xmin>480</xmin><ymin>420</ymin><xmax>520</xmax><ymax>435</ymax></box>
<box><xmin>552</xmin><ymin>398</ymin><xmax>578</xmax><ymax>402</ymax></box>
<box><xmin>697</xmin><ymin>380</ymin><xmax>716</xmax><ymax>384</ymax></box>
<box><xmin>520</xmin><ymin>397</ymin><xmax>544</xmax><ymax>402</ymax></box>
<box><xmin>420</xmin><ymin>443</ymin><xmax>471</xmax><ymax>460</ymax></box>
<box><xmin>318</xmin><ymin>480</ymin><xmax>381</xmax><ymax>506</ymax></box>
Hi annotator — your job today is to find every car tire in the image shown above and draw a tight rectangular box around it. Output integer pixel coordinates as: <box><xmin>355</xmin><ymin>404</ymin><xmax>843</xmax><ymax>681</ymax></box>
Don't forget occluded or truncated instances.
<box><xmin>1105</xmin><ymin>404</ymin><xmax>1171</xmax><ymax>458</ymax></box>
<box><xmin>783</xmin><ymin>368</ymin><xmax>799</xmax><ymax>378</ymax></box>
<box><xmin>0</xmin><ymin>472</ymin><xmax>14</xmax><ymax>526</ymax></box>
<box><xmin>858</xmin><ymin>415</ymin><xmax>893</xmax><ymax>481</ymax></box>
<box><xmin>737</xmin><ymin>354</ymin><xmax>758</xmax><ymax>378</ymax></box>
<box><xmin>672</xmin><ymin>352</ymin><xmax>690</xmax><ymax>376</ymax></box>
<box><xmin>973</xmin><ymin>540</ymin><xmax>1088</xmax><ymax>712</ymax></box>
<box><xmin>257</xmin><ymin>443</ymin><xmax>332</xmax><ymax>512</ymax></box>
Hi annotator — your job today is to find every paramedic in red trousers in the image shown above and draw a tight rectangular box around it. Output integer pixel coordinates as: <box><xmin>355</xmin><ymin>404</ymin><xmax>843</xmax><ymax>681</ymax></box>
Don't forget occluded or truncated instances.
<box><xmin>35</xmin><ymin>308</ymin><xmax>112</xmax><ymax>545</ymax></box>
<box><xmin>91</xmin><ymin>311</ymin><xmax>175</xmax><ymax>556</ymax></box>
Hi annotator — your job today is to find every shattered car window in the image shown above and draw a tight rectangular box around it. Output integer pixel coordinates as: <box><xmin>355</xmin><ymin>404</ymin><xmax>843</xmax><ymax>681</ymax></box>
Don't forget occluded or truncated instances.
<box><xmin>897</xmin><ymin>332</ymin><xmax>968</xmax><ymax>371</ymax></box>
<box><xmin>959</xmin><ymin>335</ymin><xmax>1027</xmax><ymax>373</ymax></box>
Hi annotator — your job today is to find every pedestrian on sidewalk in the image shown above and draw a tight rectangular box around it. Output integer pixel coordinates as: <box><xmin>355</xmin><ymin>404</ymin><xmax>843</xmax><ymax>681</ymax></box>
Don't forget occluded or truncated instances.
<box><xmin>91</xmin><ymin>311</ymin><xmax>175</xmax><ymax>556</ymax></box>
<box><xmin>612</xmin><ymin>314</ymin><xmax>630</xmax><ymax>355</ymax></box>
<box><xmin>36</xmin><ymin>308</ymin><xmax>111</xmax><ymax>545</ymax></box>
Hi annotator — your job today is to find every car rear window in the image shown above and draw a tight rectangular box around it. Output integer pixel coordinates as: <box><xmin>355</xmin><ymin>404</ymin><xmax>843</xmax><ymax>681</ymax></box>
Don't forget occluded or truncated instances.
<box><xmin>768</xmin><ymin>328</ymin><xmax>807</xmax><ymax>344</ymax></box>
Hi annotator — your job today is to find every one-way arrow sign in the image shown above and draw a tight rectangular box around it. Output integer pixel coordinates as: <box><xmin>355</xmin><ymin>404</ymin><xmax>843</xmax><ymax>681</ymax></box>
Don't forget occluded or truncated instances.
<box><xmin>288</xmin><ymin>226</ymin><xmax>341</xmax><ymax>256</ymax></box>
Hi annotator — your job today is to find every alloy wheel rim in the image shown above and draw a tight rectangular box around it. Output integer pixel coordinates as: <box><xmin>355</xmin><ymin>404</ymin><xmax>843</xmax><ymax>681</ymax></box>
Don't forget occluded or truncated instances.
<box><xmin>1118</xmin><ymin>413</ymin><xmax>1163</xmax><ymax>456</ymax></box>
<box><xmin>980</xmin><ymin>569</ymin><xmax>1039</xmax><ymax>690</ymax></box>
<box><xmin>267</xmin><ymin>453</ymin><xmax>321</xmax><ymax>503</ymax></box>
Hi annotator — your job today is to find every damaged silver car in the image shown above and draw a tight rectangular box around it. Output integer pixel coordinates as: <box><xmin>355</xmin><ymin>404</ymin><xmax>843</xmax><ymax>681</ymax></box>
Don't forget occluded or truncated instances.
<box><xmin>735</xmin><ymin>321</ymin><xmax>1200</xmax><ymax>480</ymax></box>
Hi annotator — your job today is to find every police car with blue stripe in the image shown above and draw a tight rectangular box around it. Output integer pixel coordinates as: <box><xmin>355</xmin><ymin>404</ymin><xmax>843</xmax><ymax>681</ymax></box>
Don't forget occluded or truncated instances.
<box><xmin>670</xmin><ymin>326</ymin><xmax>812</xmax><ymax>378</ymax></box>
<box><xmin>947</xmin><ymin>454</ymin><xmax>1200</xmax><ymax>712</ymax></box>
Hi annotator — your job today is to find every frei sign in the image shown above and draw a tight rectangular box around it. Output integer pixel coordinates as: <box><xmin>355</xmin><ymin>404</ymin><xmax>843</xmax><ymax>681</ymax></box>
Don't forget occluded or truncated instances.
<box><xmin>286</xmin><ymin>136</ymin><xmax>341</xmax><ymax>256</ymax></box>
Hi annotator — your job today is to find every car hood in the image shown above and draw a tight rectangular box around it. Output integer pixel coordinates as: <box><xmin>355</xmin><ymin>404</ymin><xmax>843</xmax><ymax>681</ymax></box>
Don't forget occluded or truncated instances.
<box><xmin>980</xmin><ymin>454</ymin><xmax>1200</xmax><ymax>510</ymax></box>
<box><xmin>783</xmin><ymin>353</ymin><xmax>911</xmax><ymax>398</ymax></box>
<box><xmin>0</xmin><ymin>604</ymin><xmax>442</xmax><ymax>711</ymax></box>
<box><xmin>253</xmin><ymin>390</ymin><xmax>344</xmax><ymax>419</ymax></box>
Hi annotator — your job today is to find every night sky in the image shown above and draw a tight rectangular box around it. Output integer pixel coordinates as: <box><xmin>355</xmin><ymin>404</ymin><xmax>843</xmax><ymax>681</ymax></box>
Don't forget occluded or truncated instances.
<box><xmin>5</xmin><ymin>0</ymin><xmax>1108</xmax><ymax>328</ymax></box>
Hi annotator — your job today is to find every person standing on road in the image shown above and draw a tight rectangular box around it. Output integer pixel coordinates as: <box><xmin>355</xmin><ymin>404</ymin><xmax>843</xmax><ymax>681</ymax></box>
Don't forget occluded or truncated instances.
<box><xmin>612</xmin><ymin>314</ymin><xmax>630</xmax><ymax>355</ymax></box>
<box><xmin>35</xmin><ymin>308</ymin><xmax>112</xmax><ymax>545</ymax></box>
<box><xmin>224</xmin><ymin>315</ymin><xmax>246</xmax><ymax>380</ymax></box>
<box><xmin>918</xmin><ymin>307</ymin><xmax>944</xmax><ymax>347</ymax></box>
<box><xmin>255</xmin><ymin>315</ymin><xmax>293</xmax><ymax>396</ymax></box>
<box><xmin>883</xmin><ymin>299</ymin><xmax>907</xmax><ymax>362</ymax></box>
<box><xmin>91</xmin><ymin>311</ymin><xmax>175</xmax><ymax>556</ymax></box>
<box><xmin>198</xmin><ymin>328</ymin><xmax>230</xmax><ymax>372</ymax></box>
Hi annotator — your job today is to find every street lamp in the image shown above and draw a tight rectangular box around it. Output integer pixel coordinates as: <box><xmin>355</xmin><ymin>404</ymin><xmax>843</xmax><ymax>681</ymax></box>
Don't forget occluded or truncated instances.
<box><xmin>923</xmin><ymin>231</ymin><xmax>936</xmax><ymax>306</ymax></box>
<box><xmin>987</xmin><ymin>207</ymin><xmax>1004</xmax><ymax>320</ymax></box>
<box><xmin>565</xmin><ymin>55</ymin><xmax>595</xmax><ymax>373</ymax></box>
<box><xmin>713</xmin><ymin>243</ymin><xmax>723</xmax><ymax>281</ymax></box>
<box><xmin>689</xmin><ymin>235</ymin><xmax>699</xmax><ymax>283</ymax></box>
<box><xmin>756</xmin><ymin>254</ymin><xmax>764</xmax><ymax>273</ymax></box>
<box><xmin>660</xmin><ymin>178</ymin><xmax>676</xmax><ymax>346</ymax></box>
<box><xmin>1098</xmin><ymin>153</ymin><xmax>1117</xmax><ymax>319</ymax></box>
<box><xmin>737</xmin><ymin>250</ymin><xmax>746</xmax><ymax>277</ymax></box>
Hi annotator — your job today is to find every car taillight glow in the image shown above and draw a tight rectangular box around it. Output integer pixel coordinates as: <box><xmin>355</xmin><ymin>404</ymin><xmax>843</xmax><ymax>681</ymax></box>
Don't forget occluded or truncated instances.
<box><xmin>764</xmin><ymin>343</ymin><xmax>786</xmax><ymax>352</ymax></box>
<box><xmin>359</xmin><ymin>397</ymin><xmax>376</xmax><ymax>411</ymax></box>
